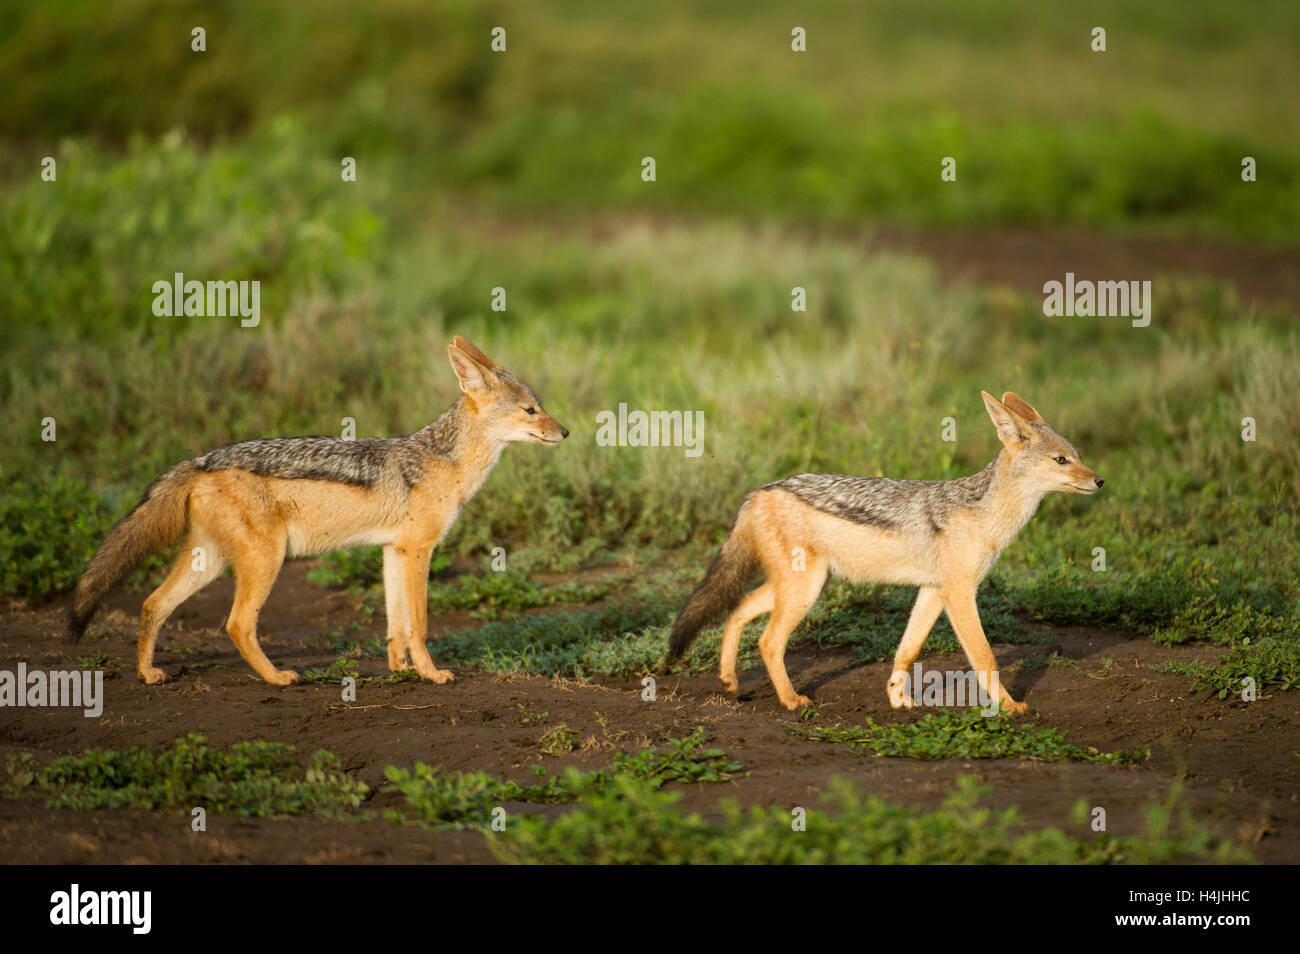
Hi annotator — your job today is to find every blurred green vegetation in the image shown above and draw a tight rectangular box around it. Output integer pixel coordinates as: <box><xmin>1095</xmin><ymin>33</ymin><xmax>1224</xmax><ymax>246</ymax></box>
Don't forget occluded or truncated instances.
<box><xmin>2</xmin><ymin>0</ymin><xmax>1298</xmax><ymax>239</ymax></box>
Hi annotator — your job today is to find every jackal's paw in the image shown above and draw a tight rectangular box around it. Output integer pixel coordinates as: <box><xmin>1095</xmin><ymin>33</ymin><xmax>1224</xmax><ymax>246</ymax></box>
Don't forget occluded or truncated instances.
<box><xmin>138</xmin><ymin>667</ymin><xmax>168</xmax><ymax>685</ymax></box>
<box><xmin>1000</xmin><ymin>698</ymin><xmax>1030</xmax><ymax>716</ymax></box>
<box><xmin>388</xmin><ymin>653</ymin><xmax>412</xmax><ymax>672</ymax></box>
<box><xmin>719</xmin><ymin>675</ymin><xmax>739</xmax><ymax>694</ymax></box>
<box><xmin>782</xmin><ymin>694</ymin><xmax>813</xmax><ymax>711</ymax></box>
<box><xmin>420</xmin><ymin>667</ymin><xmax>455</xmax><ymax>685</ymax></box>
<box><xmin>268</xmin><ymin>669</ymin><xmax>301</xmax><ymax>686</ymax></box>
<box><xmin>886</xmin><ymin>672</ymin><xmax>914</xmax><ymax>709</ymax></box>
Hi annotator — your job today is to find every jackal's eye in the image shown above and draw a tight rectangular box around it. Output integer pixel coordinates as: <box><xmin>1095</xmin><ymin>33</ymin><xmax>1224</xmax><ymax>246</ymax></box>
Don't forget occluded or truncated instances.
<box><xmin>523</xmin><ymin>406</ymin><xmax>537</xmax><ymax>416</ymax></box>
<box><xmin>1053</xmin><ymin>455</ymin><xmax>1068</xmax><ymax>465</ymax></box>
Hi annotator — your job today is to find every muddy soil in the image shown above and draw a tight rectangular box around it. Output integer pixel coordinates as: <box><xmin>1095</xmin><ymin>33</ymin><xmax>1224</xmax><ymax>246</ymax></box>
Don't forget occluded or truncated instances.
<box><xmin>1</xmin><ymin>562</ymin><xmax>1295</xmax><ymax>864</ymax></box>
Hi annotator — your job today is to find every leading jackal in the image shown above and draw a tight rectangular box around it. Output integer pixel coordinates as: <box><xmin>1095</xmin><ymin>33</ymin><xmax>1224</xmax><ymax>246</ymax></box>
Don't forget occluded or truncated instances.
<box><xmin>67</xmin><ymin>336</ymin><xmax>567</xmax><ymax>686</ymax></box>
<box><xmin>666</xmin><ymin>392</ymin><xmax>1103</xmax><ymax>714</ymax></box>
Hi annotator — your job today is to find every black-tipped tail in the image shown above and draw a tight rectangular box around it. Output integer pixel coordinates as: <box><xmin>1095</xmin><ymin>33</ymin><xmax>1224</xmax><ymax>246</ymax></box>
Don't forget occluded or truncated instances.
<box><xmin>67</xmin><ymin>465</ymin><xmax>193</xmax><ymax>643</ymax></box>
<box><xmin>667</xmin><ymin>523</ymin><xmax>759</xmax><ymax>660</ymax></box>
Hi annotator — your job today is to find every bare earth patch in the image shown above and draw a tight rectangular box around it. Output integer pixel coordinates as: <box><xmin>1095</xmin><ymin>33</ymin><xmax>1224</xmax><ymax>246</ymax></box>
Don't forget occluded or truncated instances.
<box><xmin>1</xmin><ymin>562</ymin><xmax>1295</xmax><ymax>863</ymax></box>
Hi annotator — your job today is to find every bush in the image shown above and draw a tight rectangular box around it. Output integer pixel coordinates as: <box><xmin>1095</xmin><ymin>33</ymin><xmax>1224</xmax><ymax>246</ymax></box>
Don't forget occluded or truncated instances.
<box><xmin>0</xmin><ymin>472</ymin><xmax>124</xmax><ymax>601</ymax></box>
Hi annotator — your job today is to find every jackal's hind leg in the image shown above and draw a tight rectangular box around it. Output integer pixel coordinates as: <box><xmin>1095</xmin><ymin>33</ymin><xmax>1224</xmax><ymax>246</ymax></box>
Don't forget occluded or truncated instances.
<box><xmin>137</xmin><ymin>538</ymin><xmax>227</xmax><ymax>684</ymax></box>
<box><xmin>757</xmin><ymin>560</ymin><xmax>827</xmax><ymax>710</ymax></box>
<box><xmin>225</xmin><ymin>543</ymin><xmax>296</xmax><ymax>686</ymax></box>
<box><xmin>719</xmin><ymin>582</ymin><xmax>773</xmax><ymax>693</ymax></box>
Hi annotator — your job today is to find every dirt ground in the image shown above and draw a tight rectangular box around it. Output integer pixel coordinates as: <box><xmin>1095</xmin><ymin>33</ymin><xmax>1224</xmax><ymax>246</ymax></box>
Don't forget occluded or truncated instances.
<box><xmin>465</xmin><ymin>205</ymin><xmax>1300</xmax><ymax>313</ymax></box>
<box><xmin>861</xmin><ymin>225</ymin><xmax>1300</xmax><ymax>313</ymax></box>
<box><xmin>2</xmin><ymin>560</ymin><xmax>1296</xmax><ymax>864</ymax></box>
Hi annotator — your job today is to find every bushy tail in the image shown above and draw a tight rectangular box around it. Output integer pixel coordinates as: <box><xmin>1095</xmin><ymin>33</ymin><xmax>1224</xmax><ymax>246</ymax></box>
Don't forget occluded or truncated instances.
<box><xmin>667</xmin><ymin>506</ymin><xmax>760</xmax><ymax>660</ymax></box>
<box><xmin>67</xmin><ymin>465</ymin><xmax>194</xmax><ymax>642</ymax></box>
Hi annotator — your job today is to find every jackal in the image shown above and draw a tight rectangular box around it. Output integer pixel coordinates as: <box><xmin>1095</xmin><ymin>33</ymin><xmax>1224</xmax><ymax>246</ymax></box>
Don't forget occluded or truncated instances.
<box><xmin>666</xmin><ymin>392</ymin><xmax>1103</xmax><ymax>714</ymax></box>
<box><xmin>67</xmin><ymin>336</ymin><xmax>568</xmax><ymax>686</ymax></box>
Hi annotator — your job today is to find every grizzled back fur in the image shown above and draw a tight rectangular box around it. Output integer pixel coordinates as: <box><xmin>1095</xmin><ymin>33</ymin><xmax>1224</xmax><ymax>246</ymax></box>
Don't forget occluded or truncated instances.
<box><xmin>192</xmin><ymin>403</ymin><xmax>467</xmax><ymax>491</ymax></box>
<box><xmin>763</xmin><ymin>460</ymin><xmax>997</xmax><ymax>536</ymax></box>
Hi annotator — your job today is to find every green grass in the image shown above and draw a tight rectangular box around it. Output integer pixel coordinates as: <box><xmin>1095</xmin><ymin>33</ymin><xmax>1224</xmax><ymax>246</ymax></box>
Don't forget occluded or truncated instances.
<box><xmin>789</xmin><ymin>710</ymin><xmax>1148</xmax><ymax>763</ymax></box>
<box><xmin>431</xmin><ymin>600</ymin><xmax>674</xmax><ymax>678</ymax></box>
<box><xmin>0</xmin><ymin>732</ymin><xmax>1247</xmax><ymax>863</ymax></box>
<box><xmin>384</xmin><ymin>726</ymin><xmax>744</xmax><ymax>829</ymax></box>
<box><xmin>489</xmin><ymin>774</ymin><xmax>1247</xmax><ymax>865</ymax></box>
<box><xmin>383</xmin><ymin>729</ymin><xmax>1237</xmax><ymax>864</ymax></box>
<box><xmin>1156</xmin><ymin>640</ymin><xmax>1300</xmax><ymax>699</ymax></box>
<box><xmin>5</xmin><ymin>146</ymin><xmax>1295</xmax><ymax>610</ymax></box>
<box><xmin>300</xmin><ymin>654</ymin><xmax>361</xmax><ymax>684</ymax></box>
<box><xmin>1</xmin><ymin>733</ymin><xmax>368</xmax><ymax>817</ymax></box>
<box><xmin>306</xmin><ymin>548</ymin><xmax>452</xmax><ymax>595</ymax></box>
<box><xmin>5</xmin><ymin>138</ymin><xmax>1297</xmax><ymax>596</ymax></box>
<box><xmin>426</xmin><ymin>571</ymin><xmax>612</xmax><ymax>620</ymax></box>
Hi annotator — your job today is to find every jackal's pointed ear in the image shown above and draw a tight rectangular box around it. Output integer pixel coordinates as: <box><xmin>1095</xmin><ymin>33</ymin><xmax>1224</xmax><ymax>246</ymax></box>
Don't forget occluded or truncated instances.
<box><xmin>982</xmin><ymin>391</ymin><xmax>1030</xmax><ymax>447</ymax></box>
<box><xmin>448</xmin><ymin>339</ymin><xmax>498</xmax><ymax>393</ymax></box>
<box><xmin>451</xmin><ymin>335</ymin><xmax>498</xmax><ymax>370</ymax></box>
<box><xmin>1000</xmin><ymin>392</ymin><xmax>1043</xmax><ymax>423</ymax></box>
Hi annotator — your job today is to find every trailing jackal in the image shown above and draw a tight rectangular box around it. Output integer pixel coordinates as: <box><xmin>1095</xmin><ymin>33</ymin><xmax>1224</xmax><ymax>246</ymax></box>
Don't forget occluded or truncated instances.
<box><xmin>667</xmin><ymin>392</ymin><xmax>1103</xmax><ymax>714</ymax></box>
<box><xmin>68</xmin><ymin>336</ymin><xmax>568</xmax><ymax>686</ymax></box>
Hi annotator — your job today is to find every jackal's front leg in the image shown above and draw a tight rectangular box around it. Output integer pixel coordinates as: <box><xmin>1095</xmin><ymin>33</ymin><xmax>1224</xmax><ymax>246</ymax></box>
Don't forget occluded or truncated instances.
<box><xmin>941</xmin><ymin>586</ymin><xmax>1029</xmax><ymax>715</ymax></box>
<box><xmin>887</xmin><ymin>586</ymin><xmax>945</xmax><ymax>709</ymax></box>
<box><xmin>397</xmin><ymin>542</ymin><xmax>455</xmax><ymax>684</ymax></box>
<box><xmin>382</xmin><ymin>545</ymin><xmax>412</xmax><ymax>671</ymax></box>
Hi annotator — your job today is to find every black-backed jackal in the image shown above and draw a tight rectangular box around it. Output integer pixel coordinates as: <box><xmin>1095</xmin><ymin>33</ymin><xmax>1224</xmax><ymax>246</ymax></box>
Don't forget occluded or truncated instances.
<box><xmin>68</xmin><ymin>336</ymin><xmax>568</xmax><ymax>686</ymax></box>
<box><xmin>667</xmin><ymin>392</ymin><xmax>1103</xmax><ymax>714</ymax></box>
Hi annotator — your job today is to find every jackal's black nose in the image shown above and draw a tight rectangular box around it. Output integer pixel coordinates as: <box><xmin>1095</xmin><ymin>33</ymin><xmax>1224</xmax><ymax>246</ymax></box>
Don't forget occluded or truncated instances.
<box><xmin>560</xmin><ymin>427</ymin><xmax>570</xmax><ymax>439</ymax></box>
<box><xmin>1095</xmin><ymin>478</ymin><xmax>1104</xmax><ymax>487</ymax></box>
